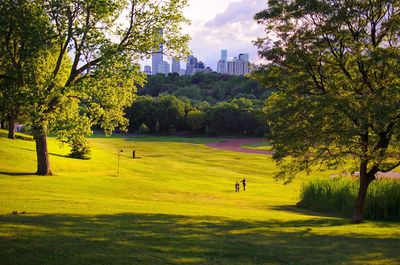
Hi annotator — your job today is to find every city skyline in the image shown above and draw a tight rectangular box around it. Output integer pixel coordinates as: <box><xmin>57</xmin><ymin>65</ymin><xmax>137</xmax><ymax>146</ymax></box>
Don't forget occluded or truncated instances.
<box><xmin>147</xmin><ymin>49</ymin><xmax>250</xmax><ymax>76</ymax></box>
<box><xmin>143</xmin><ymin>0</ymin><xmax>264</xmax><ymax>71</ymax></box>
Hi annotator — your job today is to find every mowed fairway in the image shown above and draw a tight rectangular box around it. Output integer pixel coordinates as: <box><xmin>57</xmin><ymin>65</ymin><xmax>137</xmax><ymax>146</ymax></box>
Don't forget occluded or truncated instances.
<box><xmin>0</xmin><ymin>131</ymin><xmax>399</xmax><ymax>265</ymax></box>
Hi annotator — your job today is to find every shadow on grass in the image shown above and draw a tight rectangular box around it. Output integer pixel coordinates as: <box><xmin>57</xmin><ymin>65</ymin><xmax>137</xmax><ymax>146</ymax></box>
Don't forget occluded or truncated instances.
<box><xmin>0</xmin><ymin>171</ymin><xmax>35</xmax><ymax>176</ymax></box>
<box><xmin>1</xmin><ymin>213</ymin><xmax>399</xmax><ymax>265</ymax></box>
<box><xmin>18</xmin><ymin>147</ymin><xmax>73</xmax><ymax>159</ymax></box>
<box><xmin>89</xmin><ymin>132</ymin><xmax>221</xmax><ymax>145</ymax></box>
<box><xmin>270</xmin><ymin>205</ymin><xmax>349</xmax><ymax>220</ymax></box>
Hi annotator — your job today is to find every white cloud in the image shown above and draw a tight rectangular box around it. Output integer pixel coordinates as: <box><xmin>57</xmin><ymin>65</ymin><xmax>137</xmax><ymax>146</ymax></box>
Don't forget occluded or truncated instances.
<box><xmin>185</xmin><ymin>0</ymin><xmax>266</xmax><ymax>69</ymax></box>
<box><xmin>205</xmin><ymin>0</ymin><xmax>265</xmax><ymax>28</ymax></box>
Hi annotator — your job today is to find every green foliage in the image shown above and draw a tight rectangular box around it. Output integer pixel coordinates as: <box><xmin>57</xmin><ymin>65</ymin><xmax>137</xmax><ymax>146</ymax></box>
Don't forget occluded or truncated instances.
<box><xmin>0</xmin><ymin>0</ymin><xmax>190</xmax><ymax>173</ymax></box>
<box><xmin>126</xmin><ymin>95</ymin><xmax>269</xmax><ymax>136</ymax></box>
<box><xmin>187</xmin><ymin>110</ymin><xmax>206</xmax><ymax>131</ymax></box>
<box><xmin>139</xmin><ymin>72</ymin><xmax>267</xmax><ymax>103</ymax></box>
<box><xmin>126</xmin><ymin>95</ymin><xmax>186</xmax><ymax>133</ymax></box>
<box><xmin>254</xmin><ymin>0</ymin><xmax>400</xmax><ymax>181</ymax></box>
<box><xmin>155</xmin><ymin>95</ymin><xmax>186</xmax><ymax>132</ymax></box>
<box><xmin>205</xmin><ymin>99</ymin><xmax>266</xmax><ymax>136</ymax></box>
<box><xmin>171</xmin><ymin>85</ymin><xmax>204</xmax><ymax>101</ymax></box>
<box><xmin>138</xmin><ymin>123</ymin><xmax>150</xmax><ymax>134</ymax></box>
<box><xmin>299</xmin><ymin>178</ymin><xmax>400</xmax><ymax>220</ymax></box>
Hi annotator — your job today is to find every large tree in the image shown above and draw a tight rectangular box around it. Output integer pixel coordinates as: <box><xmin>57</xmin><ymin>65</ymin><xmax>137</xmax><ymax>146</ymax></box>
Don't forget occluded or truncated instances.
<box><xmin>254</xmin><ymin>0</ymin><xmax>400</xmax><ymax>223</ymax></box>
<box><xmin>0</xmin><ymin>0</ymin><xmax>49</xmax><ymax>139</ymax></box>
<box><xmin>0</xmin><ymin>0</ymin><xmax>189</xmax><ymax>175</ymax></box>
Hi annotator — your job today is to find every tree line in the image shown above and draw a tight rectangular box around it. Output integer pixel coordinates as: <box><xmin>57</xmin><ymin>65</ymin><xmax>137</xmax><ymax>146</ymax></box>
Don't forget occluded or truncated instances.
<box><xmin>138</xmin><ymin>72</ymin><xmax>272</xmax><ymax>102</ymax></box>
<box><xmin>125</xmin><ymin>72</ymin><xmax>271</xmax><ymax>136</ymax></box>
<box><xmin>126</xmin><ymin>94</ymin><xmax>268</xmax><ymax>136</ymax></box>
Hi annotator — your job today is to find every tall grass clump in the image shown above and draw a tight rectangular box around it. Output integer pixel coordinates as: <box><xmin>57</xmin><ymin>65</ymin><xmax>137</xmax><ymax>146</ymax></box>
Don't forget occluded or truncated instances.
<box><xmin>298</xmin><ymin>177</ymin><xmax>400</xmax><ymax>220</ymax></box>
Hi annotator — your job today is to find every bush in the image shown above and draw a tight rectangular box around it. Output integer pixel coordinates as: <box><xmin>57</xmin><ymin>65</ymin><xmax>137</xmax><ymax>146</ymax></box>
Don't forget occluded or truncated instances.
<box><xmin>298</xmin><ymin>178</ymin><xmax>400</xmax><ymax>220</ymax></box>
<box><xmin>138</xmin><ymin>123</ymin><xmax>150</xmax><ymax>134</ymax></box>
<box><xmin>69</xmin><ymin>137</ymin><xmax>91</xmax><ymax>160</ymax></box>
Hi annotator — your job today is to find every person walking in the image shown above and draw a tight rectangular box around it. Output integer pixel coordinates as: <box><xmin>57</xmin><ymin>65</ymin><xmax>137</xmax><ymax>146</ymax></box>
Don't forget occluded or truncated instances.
<box><xmin>241</xmin><ymin>178</ymin><xmax>247</xmax><ymax>191</ymax></box>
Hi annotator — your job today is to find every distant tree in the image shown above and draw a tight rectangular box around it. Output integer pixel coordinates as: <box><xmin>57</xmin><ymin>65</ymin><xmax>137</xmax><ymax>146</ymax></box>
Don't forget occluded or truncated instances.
<box><xmin>0</xmin><ymin>1</ymin><xmax>47</xmax><ymax>139</ymax></box>
<box><xmin>187</xmin><ymin>110</ymin><xmax>206</xmax><ymax>131</ymax></box>
<box><xmin>172</xmin><ymin>85</ymin><xmax>204</xmax><ymax>101</ymax></box>
<box><xmin>155</xmin><ymin>95</ymin><xmax>186</xmax><ymax>132</ymax></box>
<box><xmin>126</xmin><ymin>96</ymin><xmax>157</xmax><ymax>132</ymax></box>
<box><xmin>0</xmin><ymin>0</ymin><xmax>189</xmax><ymax>175</ymax></box>
<box><xmin>254</xmin><ymin>0</ymin><xmax>400</xmax><ymax>222</ymax></box>
<box><xmin>206</xmin><ymin>102</ymin><xmax>243</xmax><ymax>135</ymax></box>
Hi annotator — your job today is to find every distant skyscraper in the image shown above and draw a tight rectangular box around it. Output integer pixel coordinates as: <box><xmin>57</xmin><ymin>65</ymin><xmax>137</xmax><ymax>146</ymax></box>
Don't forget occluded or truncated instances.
<box><xmin>144</xmin><ymin>65</ymin><xmax>151</xmax><ymax>75</ymax></box>
<box><xmin>224</xmin><ymin>52</ymin><xmax>250</xmax><ymax>76</ymax></box>
<box><xmin>217</xmin><ymin>49</ymin><xmax>228</xmax><ymax>74</ymax></box>
<box><xmin>204</xmin><ymin>67</ymin><xmax>213</xmax><ymax>73</ymax></box>
<box><xmin>185</xmin><ymin>55</ymin><xmax>197</xmax><ymax>75</ymax></box>
<box><xmin>221</xmin><ymin>50</ymin><xmax>228</xmax><ymax>61</ymax></box>
<box><xmin>159</xmin><ymin>61</ymin><xmax>170</xmax><ymax>75</ymax></box>
<box><xmin>239</xmin><ymin>53</ymin><xmax>249</xmax><ymax>62</ymax></box>
<box><xmin>171</xmin><ymin>58</ymin><xmax>180</xmax><ymax>74</ymax></box>
<box><xmin>217</xmin><ymin>60</ymin><xmax>227</xmax><ymax>74</ymax></box>
<box><xmin>179</xmin><ymin>69</ymin><xmax>186</xmax><ymax>76</ymax></box>
<box><xmin>151</xmin><ymin>29</ymin><xmax>163</xmax><ymax>75</ymax></box>
<box><xmin>227</xmin><ymin>61</ymin><xmax>235</xmax><ymax>75</ymax></box>
<box><xmin>194</xmin><ymin>61</ymin><xmax>206</xmax><ymax>73</ymax></box>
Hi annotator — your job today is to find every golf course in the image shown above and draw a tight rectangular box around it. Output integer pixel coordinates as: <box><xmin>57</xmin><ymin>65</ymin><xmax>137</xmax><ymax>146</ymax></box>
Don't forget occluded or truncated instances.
<box><xmin>0</xmin><ymin>130</ymin><xmax>399</xmax><ymax>265</ymax></box>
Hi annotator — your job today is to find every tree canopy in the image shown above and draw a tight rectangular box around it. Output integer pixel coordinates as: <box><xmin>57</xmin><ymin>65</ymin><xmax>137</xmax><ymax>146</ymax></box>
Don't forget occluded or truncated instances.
<box><xmin>253</xmin><ymin>0</ymin><xmax>400</xmax><ymax>222</ymax></box>
<box><xmin>0</xmin><ymin>0</ymin><xmax>190</xmax><ymax>175</ymax></box>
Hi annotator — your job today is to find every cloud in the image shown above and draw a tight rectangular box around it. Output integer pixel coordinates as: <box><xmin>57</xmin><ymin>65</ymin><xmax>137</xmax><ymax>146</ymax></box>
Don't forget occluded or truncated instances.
<box><xmin>205</xmin><ymin>0</ymin><xmax>266</xmax><ymax>28</ymax></box>
<box><xmin>186</xmin><ymin>0</ymin><xmax>266</xmax><ymax>69</ymax></box>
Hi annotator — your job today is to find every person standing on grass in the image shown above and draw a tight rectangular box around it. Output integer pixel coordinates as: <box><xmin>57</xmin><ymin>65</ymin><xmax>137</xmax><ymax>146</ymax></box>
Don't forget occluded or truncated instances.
<box><xmin>241</xmin><ymin>178</ymin><xmax>247</xmax><ymax>191</ymax></box>
<box><xmin>235</xmin><ymin>181</ymin><xmax>240</xmax><ymax>193</ymax></box>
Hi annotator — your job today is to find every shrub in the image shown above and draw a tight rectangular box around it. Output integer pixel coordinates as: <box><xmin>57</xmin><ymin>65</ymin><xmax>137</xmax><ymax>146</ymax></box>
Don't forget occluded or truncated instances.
<box><xmin>69</xmin><ymin>136</ymin><xmax>91</xmax><ymax>160</ymax></box>
<box><xmin>138</xmin><ymin>123</ymin><xmax>150</xmax><ymax>134</ymax></box>
<box><xmin>298</xmin><ymin>178</ymin><xmax>400</xmax><ymax>220</ymax></box>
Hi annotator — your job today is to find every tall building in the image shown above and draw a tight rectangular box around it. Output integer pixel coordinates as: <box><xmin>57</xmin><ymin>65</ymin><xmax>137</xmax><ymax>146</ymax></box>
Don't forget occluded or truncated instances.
<box><xmin>217</xmin><ymin>49</ymin><xmax>228</xmax><ymax>74</ymax></box>
<box><xmin>186</xmin><ymin>55</ymin><xmax>198</xmax><ymax>75</ymax></box>
<box><xmin>227</xmin><ymin>61</ymin><xmax>235</xmax><ymax>75</ymax></box>
<box><xmin>238</xmin><ymin>53</ymin><xmax>249</xmax><ymax>62</ymax></box>
<box><xmin>221</xmin><ymin>50</ymin><xmax>228</xmax><ymax>61</ymax></box>
<box><xmin>179</xmin><ymin>69</ymin><xmax>186</xmax><ymax>76</ymax></box>
<box><xmin>171</xmin><ymin>58</ymin><xmax>180</xmax><ymax>74</ymax></box>
<box><xmin>159</xmin><ymin>61</ymin><xmax>170</xmax><ymax>75</ymax></box>
<box><xmin>217</xmin><ymin>60</ymin><xmax>227</xmax><ymax>74</ymax></box>
<box><xmin>144</xmin><ymin>65</ymin><xmax>151</xmax><ymax>75</ymax></box>
<box><xmin>224</xmin><ymin>52</ymin><xmax>250</xmax><ymax>76</ymax></box>
<box><xmin>151</xmin><ymin>29</ymin><xmax>163</xmax><ymax>75</ymax></box>
<box><xmin>194</xmin><ymin>61</ymin><xmax>205</xmax><ymax>73</ymax></box>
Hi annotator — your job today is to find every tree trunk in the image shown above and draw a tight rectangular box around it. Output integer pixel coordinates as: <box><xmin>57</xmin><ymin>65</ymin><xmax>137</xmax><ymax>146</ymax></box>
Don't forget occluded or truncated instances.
<box><xmin>34</xmin><ymin>124</ymin><xmax>52</xmax><ymax>176</ymax></box>
<box><xmin>8</xmin><ymin>117</ymin><xmax>16</xmax><ymax>139</ymax></box>
<box><xmin>352</xmin><ymin>162</ymin><xmax>374</xmax><ymax>223</ymax></box>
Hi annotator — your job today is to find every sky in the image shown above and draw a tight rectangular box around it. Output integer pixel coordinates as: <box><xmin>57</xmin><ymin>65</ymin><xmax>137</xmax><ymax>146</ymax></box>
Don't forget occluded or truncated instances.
<box><xmin>144</xmin><ymin>0</ymin><xmax>266</xmax><ymax>71</ymax></box>
<box><xmin>182</xmin><ymin>0</ymin><xmax>266</xmax><ymax>70</ymax></box>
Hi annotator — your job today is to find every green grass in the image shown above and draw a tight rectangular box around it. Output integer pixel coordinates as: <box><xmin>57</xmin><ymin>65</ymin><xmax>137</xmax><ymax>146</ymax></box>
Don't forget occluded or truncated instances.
<box><xmin>299</xmin><ymin>178</ymin><xmax>400</xmax><ymax>220</ymax></box>
<box><xmin>0</xmin><ymin>129</ymin><xmax>399</xmax><ymax>265</ymax></box>
<box><xmin>241</xmin><ymin>141</ymin><xmax>274</xmax><ymax>151</ymax></box>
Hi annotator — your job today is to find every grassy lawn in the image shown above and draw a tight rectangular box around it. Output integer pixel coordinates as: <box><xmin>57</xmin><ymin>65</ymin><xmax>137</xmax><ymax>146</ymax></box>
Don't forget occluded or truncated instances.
<box><xmin>0</xmin><ymin>129</ymin><xmax>399</xmax><ymax>265</ymax></box>
<box><xmin>241</xmin><ymin>141</ymin><xmax>274</xmax><ymax>151</ymax></box>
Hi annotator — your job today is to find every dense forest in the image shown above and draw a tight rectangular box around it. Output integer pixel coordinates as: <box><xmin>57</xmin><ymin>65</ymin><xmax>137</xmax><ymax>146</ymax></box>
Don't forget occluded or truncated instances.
<box><xmin>126</xmin><ymin>72</ymin><xmax>271</xmax><ymax>136</ymax></box>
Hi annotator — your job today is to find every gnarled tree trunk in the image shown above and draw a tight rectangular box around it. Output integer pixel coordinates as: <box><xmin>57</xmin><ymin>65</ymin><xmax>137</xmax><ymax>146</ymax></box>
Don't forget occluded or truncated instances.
<box><xmin>34</xmin><ymin>122</ymin><xmax>52</xmax><ymax>176</ymax></box>
<box><xmin>352</xmin><ymin>161</ymin><xmax>375</xmax><ymax>223</ymax></box>
<box><xmin>8</xmin><ymin>116</ymin><xmax>16</xmax><ymax>139</ymax></box>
